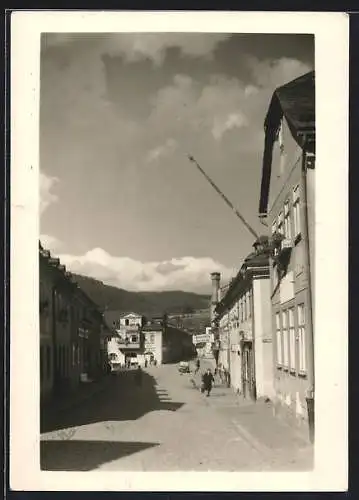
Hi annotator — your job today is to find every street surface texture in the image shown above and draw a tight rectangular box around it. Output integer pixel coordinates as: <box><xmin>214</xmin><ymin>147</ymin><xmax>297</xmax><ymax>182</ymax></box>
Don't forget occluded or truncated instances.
<box><xmin>41</xmin><ymin>361</ymin><xmax>313</xmax><ymax>472</ymax></box>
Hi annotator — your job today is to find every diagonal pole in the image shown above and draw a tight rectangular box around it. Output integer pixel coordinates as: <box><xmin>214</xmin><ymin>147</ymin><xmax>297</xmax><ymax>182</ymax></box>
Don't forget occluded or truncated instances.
<box><xmin>187</xmin><ymin>154</ymin><xmax>259</xmax><ymax>240</ymax></box>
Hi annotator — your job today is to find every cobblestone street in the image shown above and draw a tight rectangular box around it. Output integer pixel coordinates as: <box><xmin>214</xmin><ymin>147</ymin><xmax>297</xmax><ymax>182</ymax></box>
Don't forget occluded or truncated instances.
<box><xmin>41</xmin><ymin>362</ymin><xmax>313</xmax><ymax>472</ymax></box>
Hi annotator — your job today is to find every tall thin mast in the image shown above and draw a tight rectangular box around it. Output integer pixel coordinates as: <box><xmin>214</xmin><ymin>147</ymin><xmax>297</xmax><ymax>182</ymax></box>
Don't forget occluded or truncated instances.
<box><xmin>187</xmin><ymin>155</ymin><xmax>259</xmax><ymax>240</ymax></box>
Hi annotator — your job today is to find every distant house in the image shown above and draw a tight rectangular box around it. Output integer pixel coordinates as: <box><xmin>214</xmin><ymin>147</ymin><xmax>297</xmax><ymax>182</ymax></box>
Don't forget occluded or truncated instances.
<box><xmin>258</xmin><ymin>70</ymin><xmax>315</xmax><ymax>438</ymax></box>
<box><xmin>105</xmin><ymin>311</ymin><xmax>145</xmax><ymax>367</ymax></box>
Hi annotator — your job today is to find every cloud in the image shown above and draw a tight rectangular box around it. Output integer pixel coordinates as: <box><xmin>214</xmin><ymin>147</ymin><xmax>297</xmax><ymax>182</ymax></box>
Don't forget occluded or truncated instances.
<box><xmin>247</xmin><ymin>56</ymin><xmax>313</xmax><ymax>89</ymax></box>
<box><xmin>40</xmin><ymin>234</ymin><xmax>62</xmax><ymax>252</ymax></box>
<box><xmin>145</xmin><ymin>56</ymin><xmax>313</xmax><ymax>153</ymax></box>
<box><xmin>43</xmin><ymin>33</ymin><xmax>230</xmax><ymax>66</ymax></box>
<box><xmin>146</xmin><ymin>138</ymin><xmax>177</xmax><ymax>164</ymax></box>
<box><xmin>148</xmin><ymin>73</ymin><xmax>256</xmax><ymax>148</ymax></box>
<box><xmin>40</xmin><ymin>172</ymin><xmax>59</xmax><ymax>214</ymax></box>
<box><xmin>212</xmin><ymin>112</ymin><xmax>248</xmax><ymax>141</ymax></box>
<box><xmin>57</xmin><ymin>247</ymin><xmax>232</xmax><ymax>293</ymax></box>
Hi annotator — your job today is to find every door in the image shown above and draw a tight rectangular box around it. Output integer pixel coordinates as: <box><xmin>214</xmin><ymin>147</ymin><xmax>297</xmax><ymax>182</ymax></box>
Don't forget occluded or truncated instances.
<box><xmin>241</xmin><ymin>343</ymin><xmax>256</xmax><ymax>400</ymax></box>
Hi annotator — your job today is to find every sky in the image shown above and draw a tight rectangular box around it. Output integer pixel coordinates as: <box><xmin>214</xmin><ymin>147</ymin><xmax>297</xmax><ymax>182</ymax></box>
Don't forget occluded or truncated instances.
<box><xmin>40</xmin><ymin>33</ymin><xmax>314</xmax><ymax>294</ymax></box>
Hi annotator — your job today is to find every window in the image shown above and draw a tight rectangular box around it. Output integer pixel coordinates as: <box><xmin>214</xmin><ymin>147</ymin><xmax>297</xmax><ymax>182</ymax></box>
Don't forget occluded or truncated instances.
<box><xmin>243</xmin><ymin>295</ymin><xmax>247</xmax><ymax>320</ymax></box>
<box><xmin>278</xmin><ymin>212</ymin><xmax>284</xmax><ymax>235</ymax></box>
<box><xmin>271</xmin><ymin>221</ymin><xmax>277</xmax><ymax>235</ymax></box>
<box><xmin>293</xmin><ymin>185</ymin><xmax>301</xmax><ymax>238</ymax></box>
<box><xmin>282</xmin><ymin>310</ymin><xmax>289</xmax><ymax>369</ymax></box>
<box><xmin>289</xmin><ymin>308</ymin><xmax>296</xmax><ymax>372</ymax></box>
<box><xmin>284</xmin><ymin>201</ymin><xmax>292</xmax><ymax>240</ymax></box>
<box><xmin>275</xmin><ymin>312</ymin><xmax>282</xmax><ymax>365</ymax></box>
<box><xmin>131</xmin><ymin>335</ymin><xmax>138</xmax><ymax>343</ymax></box>
<box><xmin>298</xmin><ymin>304</ymin><xmax>307</xmax><ymax>373</ymax></box>
<box><xmin>247</xmin><ymin>292</ymin><xmax>252</xmax><ymax>318</ymax></box>
<box><xmin>272</xmin><ymin>265</ymin><xmax>279</xmax><ymax>290</ymax></box>
<box><xmin>125</xmin><ymin>319</ymin><xmax>129</xmax><ymax>326</ymax></box>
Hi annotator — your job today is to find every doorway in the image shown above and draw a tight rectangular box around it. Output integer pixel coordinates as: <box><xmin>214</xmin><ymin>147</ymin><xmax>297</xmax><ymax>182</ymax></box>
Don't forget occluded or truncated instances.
<box><xmin>241</xmin><ymin>342</ymin><xmax>256</xmax><ymax>400</ymax></box>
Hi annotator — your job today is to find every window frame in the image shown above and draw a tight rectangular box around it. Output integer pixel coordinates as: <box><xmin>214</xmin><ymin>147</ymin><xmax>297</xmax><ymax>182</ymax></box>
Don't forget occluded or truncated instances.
<box><xmin>288</xmin><ymin>307</ymin><xmax>296</xmax><ymax>373</ymax></box>
<box><xmin>292</xmin><ymin>184</ymin><xmax>301</xmax><ymax>241</ymax></box>
<box><xmin>275</xmin><ymin>312</ymin><xmax>282</xmax><ymax>367</ymax></box>
<box><xmin>282</xmin><ymin>310</ymin><xmax>289</xmax><ymax>369</ymax></box>
<box><xmin>284</xmin><ymin>200</ymin><xmax>292</xmax><ymax>240</ymax></box>
<box><xmin>277</xmin><ymin>211</ymin><xmax>284</xmax><ymax>235</ymax></box>
<box><xmin>297</xmin><ymin>303</ymin><xmax>307</xmax><ymax>375</ymax></box>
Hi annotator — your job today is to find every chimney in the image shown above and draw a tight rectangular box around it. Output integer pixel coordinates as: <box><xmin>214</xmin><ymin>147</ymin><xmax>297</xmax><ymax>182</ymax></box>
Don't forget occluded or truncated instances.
<box><xmin>210</xmin><ymin>272</ymin><xmax>221</xmax><ymax>323</ymax></box>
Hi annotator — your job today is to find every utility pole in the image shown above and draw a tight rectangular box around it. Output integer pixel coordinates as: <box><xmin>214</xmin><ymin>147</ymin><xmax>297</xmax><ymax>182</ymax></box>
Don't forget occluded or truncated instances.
<box><xmin>187</xmin><ymin>155</ymin><xmax>259</xmax><ymax>240</ymax></box>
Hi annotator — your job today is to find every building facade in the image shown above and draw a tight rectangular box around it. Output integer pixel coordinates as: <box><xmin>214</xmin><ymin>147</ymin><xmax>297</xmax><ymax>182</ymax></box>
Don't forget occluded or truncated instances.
<box><xmin>258</xmin><ymin>71</ymin><xmax>315</xmax><ymax>437</ymax></box>
<box><xmin>106</xmin><ymin>312</ymin><xmax>194</xmax><ymax>367</ymax></box>
<box><xmin>40</xmin><ymin>243</ymin><xmax>109</xmax><ymax>402</ymax></box>
<box><xmin>215</xmin><ymin>240</ymin><xmax>273</xmax><ymax>401</ymax></box>
<box><xmin>106</xmin><ymin>312</ymin><xmax>145</xmax><ymax>367</ymax></box>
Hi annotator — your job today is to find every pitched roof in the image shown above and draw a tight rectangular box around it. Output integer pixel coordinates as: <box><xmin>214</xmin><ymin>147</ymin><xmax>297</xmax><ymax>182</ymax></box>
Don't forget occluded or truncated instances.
<box><xmin>264</xmin><ymin>70</ymin><xmax>315</xmax><ymax>135</ymax></box>
<box><xmin>259</xmin><ymin>71</ymin><xmax>315</xmax><ymax>217</ymax></box>
<box><xmin>215</xmin><ymin>246</ymin><xmax>269</xmax><ymax>316</ymax></box>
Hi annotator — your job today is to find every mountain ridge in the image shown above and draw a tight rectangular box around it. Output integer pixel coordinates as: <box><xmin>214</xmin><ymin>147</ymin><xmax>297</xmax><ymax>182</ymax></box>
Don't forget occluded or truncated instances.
<box><xmin>72</xmin><ymin>273</ymin><xmax>211</xmax><ymax>316</ymax></box>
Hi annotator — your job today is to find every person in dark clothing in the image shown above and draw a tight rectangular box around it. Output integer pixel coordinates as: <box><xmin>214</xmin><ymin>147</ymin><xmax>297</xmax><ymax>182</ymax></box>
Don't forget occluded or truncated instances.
<box><xmin>134</xmin><ymin>365</ymin><xmax>142</xmax><ymax>386</ymax></box>
<box><xmin>201</xmin><ymin>368</ymin><xmax>215</xmax><ymax>397</ymax></box>
<box><xmin>195</xmin><ymin>359</ymin><xmax>200</xmax><ymax>374</ymax></box>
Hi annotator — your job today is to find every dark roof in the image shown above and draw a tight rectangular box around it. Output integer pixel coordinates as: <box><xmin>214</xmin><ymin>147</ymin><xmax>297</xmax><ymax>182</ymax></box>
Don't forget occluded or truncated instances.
<box><xmin>215</xmin><ymin>247</ymin><xmax>269</xmax><ymax>316</ymax></box>
<box><xmin>142</xmin><ymin>324</ymin><xmax>163</xmax><ymax>332</ymax></box>
<box><xmin>259</xmin><ymin>71</ymin><xmax>315</xmax><ymax>216</ymax></box>
<box><xmin>264</xmin><ymin>70</ymin><xmax>315</xmax><ymax>135</ymax></box>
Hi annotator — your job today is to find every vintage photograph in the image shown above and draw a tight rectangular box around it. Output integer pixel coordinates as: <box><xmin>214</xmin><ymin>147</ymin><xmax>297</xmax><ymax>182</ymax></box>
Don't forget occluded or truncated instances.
<box><xmin>38</xmin><ymin>31</ymin><xmax>316</xmax><ymax>472</ymax></box>
<box><xmin>9</xmin><ymin>10</ymin><xmax>348</xmax><ymax>492</ymax></box>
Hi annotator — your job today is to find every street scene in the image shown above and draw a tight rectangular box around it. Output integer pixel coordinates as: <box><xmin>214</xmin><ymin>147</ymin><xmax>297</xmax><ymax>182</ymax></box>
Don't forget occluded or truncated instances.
<box><xmin>41</xmin><ymin>361</ymin><xmax>312</xmax><ymax>471</ymax></box>
<box><xmin>39</xmin><ymin>31</ymin><xmax>316</xmax><ymax>472</ymax></box>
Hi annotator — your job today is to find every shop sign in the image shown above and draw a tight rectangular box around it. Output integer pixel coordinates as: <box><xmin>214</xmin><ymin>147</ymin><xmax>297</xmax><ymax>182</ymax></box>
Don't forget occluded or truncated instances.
<box><xmin>192</xmin><ymin>333</ymin><xmax>214</xmax><ymax>345</ymax></box>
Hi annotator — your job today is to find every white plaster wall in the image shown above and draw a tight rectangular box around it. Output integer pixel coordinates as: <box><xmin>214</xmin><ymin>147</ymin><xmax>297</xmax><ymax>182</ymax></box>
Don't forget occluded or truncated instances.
<box><xmin>253</xmin><ymin>278</ymin><xmax>274</xmax><ymax>399</ymax></box>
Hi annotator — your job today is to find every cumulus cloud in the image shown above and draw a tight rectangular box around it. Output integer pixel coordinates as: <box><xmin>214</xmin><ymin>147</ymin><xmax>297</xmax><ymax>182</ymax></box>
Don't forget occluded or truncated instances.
<box><xmin>57</xmin><ymin>247</ymin><xmax>232</xmax><ymax>293</ymax></box>
<box><xmin>40</xmin><ymin>172</ymin><xmax>59</xmax><ymax>214</ymax></box>
<box><xmin>247</xmin><ymin>56</ymin><xmax>313</xmax><ymax>89</ymax></box>
<box><xmin>146</xmin><ymin>138</ymin><xmax>177</xmax><ymax>164</ymax></box>
<box><xmin>43</xmin><ymin>33</ymin><xmax>230</xmax><ymax>66</ymax></box>
<box><xmin>212</xmin><ymin>112</ymin><xmax>248</xmax><ymax>141</ymax></box>
<box><xmin>148</xmin><ymin>74</ymin><xmax>256</xmax><ymax>148</ymax></box>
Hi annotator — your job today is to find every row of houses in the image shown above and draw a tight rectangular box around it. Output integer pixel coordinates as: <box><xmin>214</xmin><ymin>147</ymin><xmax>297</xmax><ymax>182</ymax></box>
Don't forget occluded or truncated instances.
<box><xmin>40</xmin><ymin>243</ymin><xmax>196</xmax><ymax>403</ymax></box>
<box><xmin>106</xmin><ymin>311</ymin><xmax>195</xmax><ymax>368</ymax></box>
<box><xmin>209</xmin><ymin>70</ymin><xmax>315</xmax><ymax>441</ymax></box>
<box><xmin>39</xmin><ymin>242</ymin><xmax>110</xmax><ymax>402</ymax></box>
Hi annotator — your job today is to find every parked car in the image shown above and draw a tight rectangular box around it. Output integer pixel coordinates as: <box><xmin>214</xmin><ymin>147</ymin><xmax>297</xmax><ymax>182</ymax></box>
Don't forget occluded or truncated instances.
<box><xmin>178</xmin><ymin>361</ymin><xmax>190</xmax><ymax>373</ymax></box>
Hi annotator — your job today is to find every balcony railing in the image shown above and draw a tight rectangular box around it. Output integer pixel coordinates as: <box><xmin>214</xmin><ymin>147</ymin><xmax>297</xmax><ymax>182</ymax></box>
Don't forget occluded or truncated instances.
<box><xmin>116</xmin><ymin>336</ymin><xmax>142</xmax><ymax>349</ymax></box>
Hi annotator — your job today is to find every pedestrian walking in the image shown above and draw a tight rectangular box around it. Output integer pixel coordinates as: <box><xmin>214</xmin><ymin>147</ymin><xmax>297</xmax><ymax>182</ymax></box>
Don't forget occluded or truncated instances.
<box><xmin>201</xmin><ymin>368</ymin><xmax>215</xmax><ymax>397</ymax></box>
<box><xmin>195</xmin><ymin>358</ymin><xmax>200</xmax><ymax>374</ymax></box>
<box><xmin>134</xmin><ymin>365</ymin><xmax>143</xmax><ymax>387</ymax></box>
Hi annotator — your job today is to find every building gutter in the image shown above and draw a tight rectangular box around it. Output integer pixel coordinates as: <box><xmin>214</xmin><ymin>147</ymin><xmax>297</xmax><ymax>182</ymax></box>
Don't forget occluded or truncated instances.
<box><xmin>300</xmin><ymin>137</ymin><xmax>315</xmax><ymax>443</ymax></box>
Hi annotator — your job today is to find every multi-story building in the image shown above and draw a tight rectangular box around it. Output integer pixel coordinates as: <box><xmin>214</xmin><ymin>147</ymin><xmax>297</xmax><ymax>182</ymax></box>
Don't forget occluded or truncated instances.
<box><xmin>106</xmin><ymin>311</ymin><xmax>194</xmax><ymax>367</ymax></box>
<box><xmin>105</xmin><ymin>311</ymin><xmax>145</xmax><ymax>367</ymax></box>
<box><xmin>215</xmin><ymin>238</ymin><xmax>273</xmax><ymax>400</ymax></box>
<box><xmin>39</xmin><ymin>242</ymin><xmax>109</xmax><ymax>402</ymax></box>
<box><xmin>258</xmin><ymin>70</ymin><xmax>315</xmax><ymax>438</ymax></box>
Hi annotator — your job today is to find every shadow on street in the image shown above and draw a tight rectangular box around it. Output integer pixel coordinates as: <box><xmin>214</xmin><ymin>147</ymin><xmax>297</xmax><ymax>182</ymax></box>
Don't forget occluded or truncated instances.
<box><xmin>41</xmin><ymin>369</ymin><xmax>184</xmax><ymax>433</ymax></box>
<box><xmin>40</xmin><ymin>440</ymin><xmax>159</xmax><ymax>471</ymax></box>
